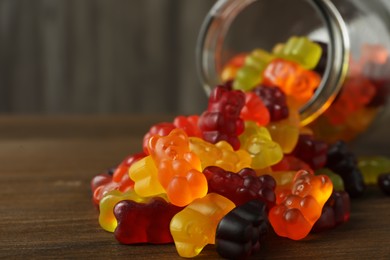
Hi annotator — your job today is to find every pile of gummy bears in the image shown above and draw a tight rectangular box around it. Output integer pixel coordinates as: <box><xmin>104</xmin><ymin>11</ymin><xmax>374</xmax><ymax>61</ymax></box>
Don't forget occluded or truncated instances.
<box><xmin>90</xmin><ymin>36</ymin><xmax>390</xmax><ymax>259</ymax></box>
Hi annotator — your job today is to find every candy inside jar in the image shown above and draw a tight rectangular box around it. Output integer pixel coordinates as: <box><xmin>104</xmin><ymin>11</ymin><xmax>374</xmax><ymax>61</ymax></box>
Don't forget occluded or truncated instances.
<box><xmin>196</xmin><ymin>0</ymin><xmax>390</xmax><ymax>143</ymax></box>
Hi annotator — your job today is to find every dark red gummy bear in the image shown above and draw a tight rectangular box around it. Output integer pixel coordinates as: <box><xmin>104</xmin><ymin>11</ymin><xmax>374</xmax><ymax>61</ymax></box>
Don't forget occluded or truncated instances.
<box><xmin>198</xmin><ymin>85</ymin><xmax>246</xmax><ymax>150</ymax></box>
<box><xmin>326</xmin><ymin>141</ymin><xmax>365</xmax><ymax>198</ymax></box>
<box><xmin>291</xmin><ymin>134</ymin><xmax>328</xmax><ymax>170</ymax></box>
<box><xmin>203</xmin><ymin>166</ymin><xmax>276</xmax><ymax>210</ymax></box>
<box><xmin>114</xmin><ymin>198</ymin><xmax>182</xmax><ymax>244</ymax></box>
<box><xmin>252</xmin><ymin>85</ymin><xmax>289</xmax><ymax>122</ymax></box>
<box><xmin>216</xmin><ymin>200</ymin><xmax>269</xmax><ymax>259</ymax></box>
<box><xmin>312</xmin><ymin>191</ymin><xmax>350</xmax><ymax>233</ymax></box>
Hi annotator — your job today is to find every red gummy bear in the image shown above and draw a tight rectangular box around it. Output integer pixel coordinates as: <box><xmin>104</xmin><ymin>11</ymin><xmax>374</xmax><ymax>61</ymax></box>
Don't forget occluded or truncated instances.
<box><xmin>240</xmin><ymin>92</ymin><xmax>270</xmax><ymax>126</ymax></box>
<box><xmin>173</xmin><ymin>115</ymin><xmax>202</xmax><ymax>138</ymax></box>
<box><xmin>114</xmin><ymin>198</ymin><xmax>182</xmax><ymax>244</ymax></box>
<box><xmin>290</xmin><ymin>134</ymin><xmax>328</xmax><ymax>170</ymax></box>
<box><xmin>91</xmin><ymin>152</ymin><xmax>145</xmax><ymax>207</ymax></box>
<box><xmin>143</xmin><ymin>116</ymin><xmax>202</xmax><ymax>154</ymax></box>
<box><xmin>198</xmin><ymin>85</ymin><xmax>246</xmax><ymax>150</ymax></box>
<box><xmin>271</xmin><ymin>155</ymin><xmax>314</xmax><ymax>174</ymax></box>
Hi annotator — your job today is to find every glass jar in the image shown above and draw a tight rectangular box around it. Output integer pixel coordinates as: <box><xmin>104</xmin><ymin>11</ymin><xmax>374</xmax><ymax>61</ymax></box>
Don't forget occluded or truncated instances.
<box><xmin>196</xmin><ymin>0</ymin><xmax>390</xmax><ymax>143</ymax></box>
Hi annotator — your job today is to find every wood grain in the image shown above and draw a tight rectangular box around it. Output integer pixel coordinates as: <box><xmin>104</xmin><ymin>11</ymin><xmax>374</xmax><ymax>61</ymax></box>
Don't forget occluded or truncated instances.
<box><xmin>0</xmin><ymin>116</ymin><xmax>389</xmax><ymax>259</ymax></box>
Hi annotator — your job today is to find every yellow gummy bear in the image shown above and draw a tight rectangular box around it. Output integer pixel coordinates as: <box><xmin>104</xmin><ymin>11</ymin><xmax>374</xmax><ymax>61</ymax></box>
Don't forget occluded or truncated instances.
<box><xmin>239</xmin><ymin>121</ymin><xmax>283</xmax><ymax>169</ymax></box>
<box><xmin>189</xmin><ymin>137</ymin><xmax>252</xmax><ymax>172</ymax></box>
<box><xmin>129</xmin><ymin>155</ymin><xmax>165</xmax><ymax>197</ymax></box>
<box><xmin>170</xmin><ymin>193</ymin><xmax>235</xmax><ymax>258</ymax></box>
<box><xmin>267</xmin><ymin>108</ymin><xmax>300</xmax><ymax>153</ymax></box>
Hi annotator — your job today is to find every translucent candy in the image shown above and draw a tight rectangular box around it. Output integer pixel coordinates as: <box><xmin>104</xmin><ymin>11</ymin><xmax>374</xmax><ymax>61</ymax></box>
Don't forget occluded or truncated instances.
<box><xmin>273</xmin><ymin>36</ymin><xmax>323</xmax><ymax>70</ymax></box>
<box><xmin>170</xmin><ymin>193</ymin><xmax>235</xmax><ymax>258</ymax></box>
<box><xmin>239</xmin><ymin>121</ymin><xmax>283</xmax><ymax>169</ymax></box>
<box><xmin>189</xmin><ymin>137</ymin><xmax>252</xmax><ymax>172</ymax></box>
<box><xmin>233</xmin><ymin>49</ymin><xmax>275</xmax><ymax>91</ymax></box>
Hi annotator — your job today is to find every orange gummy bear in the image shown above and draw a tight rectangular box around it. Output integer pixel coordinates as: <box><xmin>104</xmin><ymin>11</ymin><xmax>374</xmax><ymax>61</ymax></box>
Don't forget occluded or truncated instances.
<box><xmin>263</xmin><ymin>58</ymin><xmax>321</xmax><ymax>104</ymax></box>
<box><xmin>147</xmin><ymin>129</ymin><xmax>208</xmax><ymax>207</ymax></box>
<box><xmin>268</xmin><ymin>170</ymin><xmax>333</xmax><ymax>240</ymax></box>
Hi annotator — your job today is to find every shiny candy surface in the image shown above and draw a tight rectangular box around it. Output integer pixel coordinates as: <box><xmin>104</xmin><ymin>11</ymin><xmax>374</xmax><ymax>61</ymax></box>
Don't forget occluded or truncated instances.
<box><xmin>239</xmin><ymin>121</ymin><xmax>283</xmax><ymax>169</ymax></box>
<box><xmin>170</xmin><ymin>193</ymin><xmax>235</xmax><ymax>258</ymax></box>
<box><xmin>147</xmin><ymin>129</ymin><xmax>207</xmax><ymax>207</ymax></box>
<box><xmin>189</xmin><ymin>137</ymin><xmax>252</xmax><ymax>172</ymax></box>
<box><xmin>268</xmin><ymin>170</ymin><xmax>333</xmax><ymax>240</ymax></box>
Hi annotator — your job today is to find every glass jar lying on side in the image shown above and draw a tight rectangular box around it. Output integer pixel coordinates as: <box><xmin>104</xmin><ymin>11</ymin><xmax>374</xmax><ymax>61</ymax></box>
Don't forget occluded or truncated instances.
<box><xmin>196</xmin><ymin>0</ymin><xmax>390</xmax><ymax>143</ymax></box>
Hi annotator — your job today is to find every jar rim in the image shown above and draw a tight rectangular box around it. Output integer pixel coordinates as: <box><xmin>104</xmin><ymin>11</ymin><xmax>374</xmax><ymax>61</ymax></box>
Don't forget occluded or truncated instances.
<box><xmin>196</xmin><ymin>0</ymin><xmax>351</xmax><ymax>126</ymax></box>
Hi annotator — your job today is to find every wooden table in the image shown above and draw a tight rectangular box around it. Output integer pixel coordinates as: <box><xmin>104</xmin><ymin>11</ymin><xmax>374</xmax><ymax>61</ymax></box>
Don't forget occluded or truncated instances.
<box><xmin>0</xmin><ymin>116</ymin><xmax>389</xmax><ymax>259</ymax></box>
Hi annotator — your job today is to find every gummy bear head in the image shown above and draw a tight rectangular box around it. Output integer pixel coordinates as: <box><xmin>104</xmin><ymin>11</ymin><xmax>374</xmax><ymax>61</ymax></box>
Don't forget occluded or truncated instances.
<box><xmin>292</xmin><ymin>170</ymin><xmax>333</xmax><ymax>205</ymax></box>
<box><xmin>208</xmin><ymin>86</ymin><xmax>245</xmax><ymax>117</ymax></box>
<box><xmin>148</xmin><ymin>128</ymin><xmax>190</xmax><ymax>161</ymax></box>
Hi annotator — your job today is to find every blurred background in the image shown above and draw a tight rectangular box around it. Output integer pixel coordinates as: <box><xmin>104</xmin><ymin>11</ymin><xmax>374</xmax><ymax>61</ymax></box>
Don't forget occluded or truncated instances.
<box><xmin>0</xmin><ymin>0</ymin><xmax>216</xmax><ymax>115</ymax></box>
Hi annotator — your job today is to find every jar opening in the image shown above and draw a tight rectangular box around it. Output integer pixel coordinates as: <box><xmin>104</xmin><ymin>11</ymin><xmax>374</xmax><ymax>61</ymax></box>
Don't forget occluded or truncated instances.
<box><xmin>196</xmin><ymin>0</ymin><xmax>350</xmax><ymax>125</ymax></box>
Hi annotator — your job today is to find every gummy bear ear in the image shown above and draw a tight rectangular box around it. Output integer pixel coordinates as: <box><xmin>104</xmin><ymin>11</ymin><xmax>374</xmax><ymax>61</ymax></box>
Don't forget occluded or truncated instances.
<box><xmin>210</xmin><ymin>86</ymin><xmax>227</xmax><ymax>102</ymax></box>
<box><xmin>293</xmin><ymin>170</ymin><xmax>311</xmax><ymax>182</ymax></box>
<box><xmin>148</xmin><ymin>135</ymin><xmax>160</xmax><ymax>152</ymax></box>
<box><xmin>171</xmin><ymin>128</ymin><xmax>188</xmax><ymax>142</ymax></box>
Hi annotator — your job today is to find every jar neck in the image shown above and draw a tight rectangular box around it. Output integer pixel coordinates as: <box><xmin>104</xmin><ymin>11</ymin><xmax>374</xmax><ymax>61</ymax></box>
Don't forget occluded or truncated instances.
<box><xmin>196</xmin><ymin>0</ymin><xmax>351</xmax><ymax>126</ymax></box>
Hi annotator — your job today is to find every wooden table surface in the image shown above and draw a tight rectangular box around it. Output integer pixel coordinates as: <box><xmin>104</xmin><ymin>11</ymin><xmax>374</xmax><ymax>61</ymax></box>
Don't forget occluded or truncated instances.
<box><xmin>0</xmin><ymin>116</ymin><xmax>389</xmax><ymax>259</ymax></box>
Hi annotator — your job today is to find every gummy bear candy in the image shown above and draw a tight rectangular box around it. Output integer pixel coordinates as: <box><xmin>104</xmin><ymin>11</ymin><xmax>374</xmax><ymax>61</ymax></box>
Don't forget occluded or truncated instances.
<box><xmin>216</xmin><ymin>200</ymin><xmax>269</xmax><ymax>259</ymax></box>
<box><xmin>233</xmin><ymin>49</ymin><xmax>275</xmax><ymax>91</ymax></box>
<box><xmin>203</xmin><ymin>166</ymin><xmax>276</xmax><ymax>209</ymax></box>
<box><xmin>173</xmin><ymin>115</ymin><xmax>202</xmax><ymax>138</ymax></box>
<box><xmin>326</xmin><ymin>141</ymin><xmax>365</xmax><ymax>198</ymax></box>
<box><xmin>265</xmin><ymin>170</ymin><xmax>302</xmax><ymax>204</ymax></box>
<box><xmin>147</xmin><ymin>128</ymin><xmax>207</xmax><ymax>207</ymax></box>
<box><xmin>99</xmin><ymin>189</ymin><xmax>159</xmax><ymax>232</ymax></box>
<box><xmin>129</xmin><ymin>155</ymin><xmax>165</xmax><ymax>197</ymax></box>
<box><xmin>189</xmin><ymin>137</ymin><xmax>252</xmax><ymax>172</ymax></box>
<box><xmin>315</xmin><ymin>168</ymin><xmax>344</xmax><ymax>191</ymax></box>
<box><xmin>324</xmin><ymin>76</ymin><xmax>377</xmax><ymax>125</ymax></box>
<box><xmin>252</xmin><ymin>85</ymin><xmax>289</xmax><ymax>122</ymax></box>
<box><xmin>143</xmin><ymin>122</ymin><xmax>176</xmax><ymax>154</ymax></box>
<box><xmin>114</xmin><ymin>198</ymin><xmax>182</xmax><ymax>244</ymax></box>
<box><xmin>273</xmin><ymin>36</ymin><xmax>323</xmax><ymax>70</ymax></box>
<box><xmin>266</xmin><ymin>108</ymin><xmax>300</xmax><ymax>153</ymax></box>
<box><xmin>357</xmin><ymin>156</ymin><xmax>390</xmax><ymax>185</ymax></box>
<box><xmin>311</xmin><ymin>191</ymin><xmax>350</xmax><ymax>233</ymax></box>
<box><xmin>170</xmin><ymin>193</ymin><xmax>235</xmax><ymax>258</ymax></box>
<box><xmin>291</xmin><ymin>134</ymin><xmax>328</xmax><ymax>170</ymax></box>
<box><xmin>112</xmin><ymin>152</ymin><xmax>146</xmax><ymax>182</ymax></box>
<box><xmin>262</xmin><ymin>58</ymin><xmax>321</xmax><ymax>104</ymax></box>
<box><xmin>271</xmin><ymin>155</ymin><xmax>314</xmax><ymax>174</ymax></box>
<box><xmin>91</xmin><ymin>173</ymin><xmax>112</xmax><ymax>194</ymax></box>
<box><xmin>240</xmin><ymin>92</ymin><xmax>270</xmax><ymax>126</ymax></box>
<box><xmin>198</xmin><ymin>85</ymin><xmax>246</xmax><ymax>150</ymax></box>
<box><xmin>92</xmin><ymin>153</ymin><xmax>145</xmax><ymax>206</ymax></box>
<box><xmin>239</xmin><ymin>121</ymin><xmax>283</xmax><ymax>169</ymax></box>
<box><xmin>268</xmin><ymin>170</ymin><xmax>333</xmax><ymax>240</ymax></box>
<box><xmin>221</xmin><ymin>53</ymin><xmax>247</xmax><ymax>82</ymax></box>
